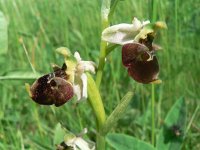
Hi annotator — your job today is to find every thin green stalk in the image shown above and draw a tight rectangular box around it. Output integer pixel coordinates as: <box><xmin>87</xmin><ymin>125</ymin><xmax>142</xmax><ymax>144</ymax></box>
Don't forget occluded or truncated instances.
<box><xmin>96</xmin><ymin>134</ymin><xmax>105</xmax><ymax>150</ymax></box>
<box><xmin>185</xmin><ymin>105</ymin><xmax>199</xmax><ymax>135</ymax></box>
<box><xmin>151</xmin><ymin>0</ymin><xmax>158</xmax><ymax>146</ymax></box>
<box><xmin>96</xmin><ymin>40</ymin><xmax>108</xmax><ymax>88</ymax></box>
<box><xmin>21</xmin><ymin>39</ymin><xmax>36</xmax><ymax>75</ymax></box>
<box><xmin>151</xmin><ymin>0</ymin><xmax>158</xmax><ymax>22</ymax></box>
<box><xmin>96</xmin><ymin>0</ymin><xmax>111</xmax><ymax>88</ymax></box>
<box><xmin>94</xmin><ymin>1</ymin><xmax>111</xmax><ymax>149</ymax></box>
<box><xmin>175</xmin><ymin>0</ymin><xmax>178</xmax><ymax>47</ymax></box>
<box><xmin>151</xmin><ymin>84</ymin><xmax>155</xmax><ymax>146</ymax></box>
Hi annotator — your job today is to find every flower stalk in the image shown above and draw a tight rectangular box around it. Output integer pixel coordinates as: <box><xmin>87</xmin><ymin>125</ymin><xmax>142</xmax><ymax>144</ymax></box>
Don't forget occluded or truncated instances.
<box><xmin>151</xmin><ymin>0</ymin><xmax>158</xmax><ymax>146</ymax></box>
<box><xmin>96</xmin><ymin>0</ymin><xmax>111</xmax><ymax>88</ymax></box>
<box><xmin>151</xmin><ymin>83</ymin><xmax>155</xmax><ymax>146</ymax></box>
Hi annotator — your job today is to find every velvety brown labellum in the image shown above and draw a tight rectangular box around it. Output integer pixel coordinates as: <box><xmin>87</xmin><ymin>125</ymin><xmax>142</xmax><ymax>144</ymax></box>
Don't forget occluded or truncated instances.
<box><xmin>127</xmin><ymin>56</ymin><xmax>159</xmax><ymax>84</ymax></box>
<box><xmin>122</xmin><ymin>43</ymin><xmax>150</xmax><ymax>67</ymax></box>
<box><xmin>30</xmin><ymin>63</ymin><xmax>73</xmax><ymax>107</ymax></box>
<box><xmin>31</xmin><ymin>75</ymin><xmax>73</xmax><ymax>107</ymax></box>
<box><xmin>122</xmin><ymin>43</ymin><xmax>159</xmax><ymax>84</ymax></box>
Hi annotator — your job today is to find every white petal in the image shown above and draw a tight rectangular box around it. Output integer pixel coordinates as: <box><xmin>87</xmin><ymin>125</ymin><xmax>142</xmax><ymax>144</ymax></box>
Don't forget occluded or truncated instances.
<box><xmin>74</xmin><ymin>145</ymin><xmax>77</xmax><ymax>150</ymax></box>
<box><xmin>75</xmin><ymin>137</ymin><xmax>92</xmax><ymax>150</ymax></box>
<box><xmin>73</xmin><ymin>74</ymin><xmax>87</xmax><ymax>102</ymax></box>
<box><xmin>64</xmin><ymin>128</ymin><xmax>95</xmax><ymax>150</ymax></box>
<box><xmin>73</xmin><ymin>84</ymin><xmax>81</xmax><ymax>101</ymax></box>
<box><xmin>142</xmin><ymin>20</ymin><xmax>150</xmax><ymax>26</ymax></box>
<box><xmin>132</xmin><ymin>17</ymin><xmax>150</xmax><ymax>29</ymax></box>
<box><xmin>102</xmin><ymin>23</ymin><xmax>137</xmax><ymax>45</ymax></box>
<box><xmin>102</xmin><ymin>18</ymin><xmax>150</xmax><ymax>45</ymax></box>
<box><xmin>132</xmin><ymin>17</ymin><xmax>142</xmax><ymax>30</ymax></box>
<box><xmin>80</xmin><ymin>73</ymin><xmax>87</xmax><ymax>100</ymax></box>
<box><xmin>74</xmin><ymin>51</ymin><xmax>82</xmax><ymax>62</ymax></box>
<box><xmin>80</xmin><ymin>61</ymin><xmax>96</xmax><ymax>74</ymax></box>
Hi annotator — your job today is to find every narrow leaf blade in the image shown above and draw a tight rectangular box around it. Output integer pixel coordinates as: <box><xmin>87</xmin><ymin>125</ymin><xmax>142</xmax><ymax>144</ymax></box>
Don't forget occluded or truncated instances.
<box><xmin>87</xmin><ymin>73</ymin><xmax>106</xmax><ymax>128</ymax></box>
<box><xmin>0</xmin><ymin>71</ymin><xmax>41</xmax><ymax>80</ymax></box>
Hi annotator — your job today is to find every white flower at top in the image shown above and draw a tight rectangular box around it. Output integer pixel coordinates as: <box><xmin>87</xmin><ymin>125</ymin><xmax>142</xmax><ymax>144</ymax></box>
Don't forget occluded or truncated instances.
<box><xmin>102</xmin><ymin>17</ymin><xmax>150</xmax><ymax>45</ymax></box>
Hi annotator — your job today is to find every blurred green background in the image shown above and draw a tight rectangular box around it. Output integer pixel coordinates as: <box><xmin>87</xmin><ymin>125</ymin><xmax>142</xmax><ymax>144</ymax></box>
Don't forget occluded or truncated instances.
<box><xmin>0</xmin><ymin>0</ymin><xmax>199</xmax><ymax>149</ymax></box>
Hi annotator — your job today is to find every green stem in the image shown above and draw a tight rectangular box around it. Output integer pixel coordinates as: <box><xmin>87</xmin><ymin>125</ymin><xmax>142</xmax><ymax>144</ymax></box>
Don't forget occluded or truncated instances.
<box><xmin>175</xmin><ymin>0</ymin><xmax>179</xmax><ymax>54</ymax></box>
<box><xmin>94</xmin><ymin>0</ymin><xmax>111</xmax><ymax>149</ymax></box>
<box><xmin>151</xmin><ymin>84</ymin><xmax>155</xmax><ymax>146</ymax></box>
<box><xmin>151</xmin><ymin>0</ymin><xmax>157</xmax><ymax>146</ymax></box>
<box><xmin>96</xmin><ymin>40</ymin><xmax>108</xmax><ymax>88</ymax></box>
<box><xmin>96</xmin><ymin>134</ymin><xmax>106</xmax><ymax>150</ymax></box>
<box><xmin>96</xmin><ymin>0</ymin><xmax>111</xmax><ymax>88</ymax></box>
<box><xmin>151</xmin><ymin>0</ymin><xmax>158</xmax><ymax>22</ymax></box>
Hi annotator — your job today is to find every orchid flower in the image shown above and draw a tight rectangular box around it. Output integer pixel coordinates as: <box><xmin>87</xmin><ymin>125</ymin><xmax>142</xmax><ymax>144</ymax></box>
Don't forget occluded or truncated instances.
<box><xmin>102</xmin><ymin>17</ymin><xmax>166</xmax><ymax>84</ymax></box>
<box><xmin>27</xmin><ymin>47</ymin><xmax>95</xmax><ymax>107</ymax></box>
<box><xmin>122</xmin><ymin>40</ymin><xmax>160</xmax><ymax>84</ymax></box>
<box><xmin>57</xmin><ymin>128</ymin><xmax>95</xmax><ymax>150</ymax></box>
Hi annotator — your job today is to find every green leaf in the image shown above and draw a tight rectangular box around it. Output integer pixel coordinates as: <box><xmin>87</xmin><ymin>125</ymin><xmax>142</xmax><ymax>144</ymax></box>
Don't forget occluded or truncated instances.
<box><xmin>106</xmin><ymin>133</ymin><xmax>155</xmax><ymax>150</ymax></box>
<box><xmin>101</xmin><ymin>92</ymin><xmax>133</xmax><ymax>135</ymax></box>
<box><xmin>0</xmin><ymin>11</ymin><xmax>8</xmax><ymax>55</ymax></box>
<box><xmin>53</xmin><ymin>123</ymin><xmax>66</xmax><ymax>146</ymax></box>
<box><xmin>87</xmin><ymin>73</ymin><xmax>106</xmax><ymax>128</ymax></box>
<box><xmin>156</xmin><ymin>98</ymin><xmax>187</xmax><ymax>150</ymax></box>
<box><xmin>0</xmin><ymin>71</ymin><xmax>41</xmax><ymax>80</ymax></box>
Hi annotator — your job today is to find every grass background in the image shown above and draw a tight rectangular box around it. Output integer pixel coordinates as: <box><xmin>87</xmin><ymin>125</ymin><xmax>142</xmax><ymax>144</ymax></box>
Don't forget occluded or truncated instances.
<box><xmin>0</xmin><ymin>0</ymin><xmax>199</xmax><ymax>149</ymax></box>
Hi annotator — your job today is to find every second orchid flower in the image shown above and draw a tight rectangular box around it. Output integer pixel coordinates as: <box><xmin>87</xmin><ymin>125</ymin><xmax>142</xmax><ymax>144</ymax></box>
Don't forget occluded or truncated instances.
<box><xmin>102</xmin><ymin>17</ymin><xmax>166</xmax><ymax>84</ymax></box>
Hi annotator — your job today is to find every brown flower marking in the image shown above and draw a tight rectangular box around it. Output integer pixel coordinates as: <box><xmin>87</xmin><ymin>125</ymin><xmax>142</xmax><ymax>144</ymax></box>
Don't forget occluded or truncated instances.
<box><xmin>30</xmin><ymin>63</ymin><xmax>73</xmax><ymax>107</ymax></box>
